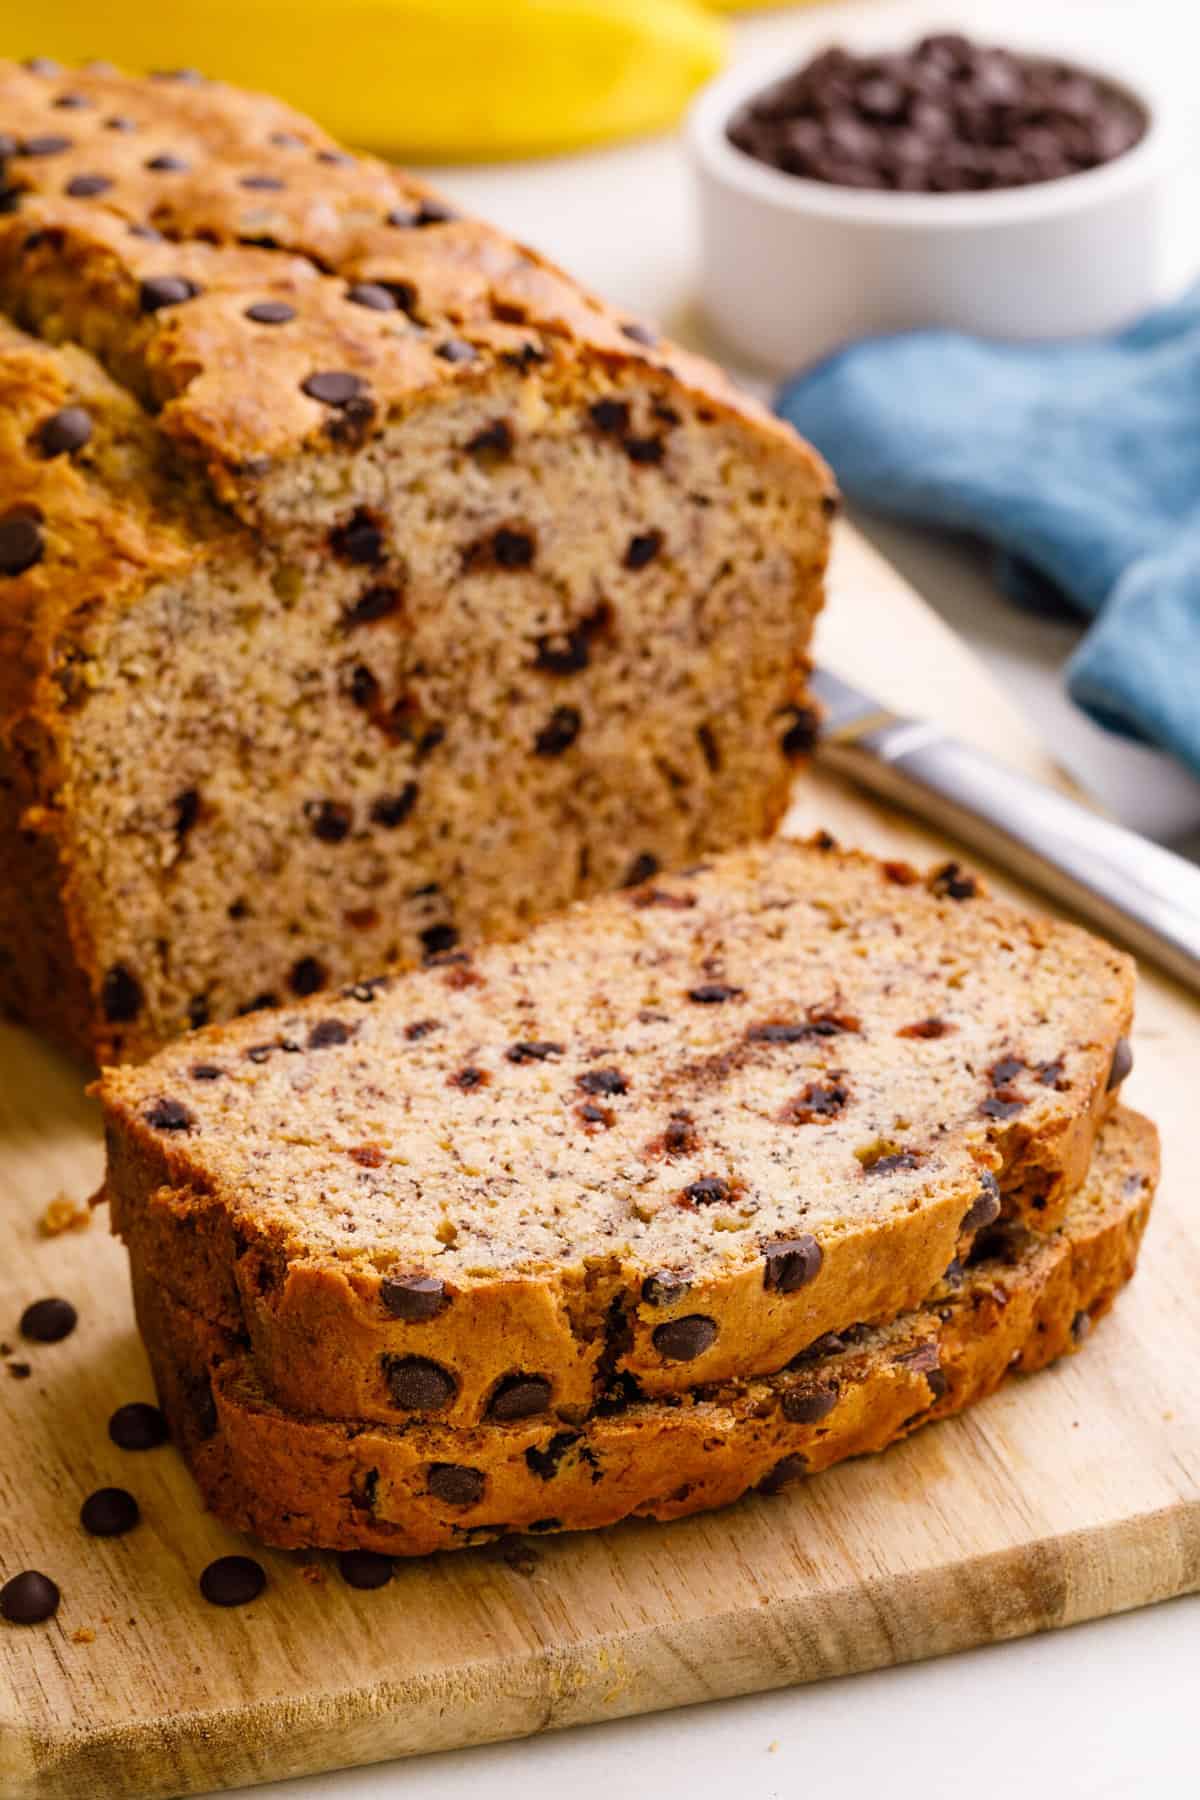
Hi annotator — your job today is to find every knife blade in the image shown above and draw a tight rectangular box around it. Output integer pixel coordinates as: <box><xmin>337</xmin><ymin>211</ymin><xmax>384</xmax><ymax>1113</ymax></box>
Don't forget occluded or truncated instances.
<box><xmin>807</xmin><ymin>666</ymin><xmax>1200</xmax><ymax>991</ymax></box>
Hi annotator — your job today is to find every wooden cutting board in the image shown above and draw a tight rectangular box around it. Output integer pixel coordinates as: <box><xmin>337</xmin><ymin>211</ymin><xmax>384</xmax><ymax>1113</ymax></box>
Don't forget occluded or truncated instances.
<box><xmin>2</xmin><ymin>527</ymin><xmax>1197</xmax><ymax>1800</ymax></box>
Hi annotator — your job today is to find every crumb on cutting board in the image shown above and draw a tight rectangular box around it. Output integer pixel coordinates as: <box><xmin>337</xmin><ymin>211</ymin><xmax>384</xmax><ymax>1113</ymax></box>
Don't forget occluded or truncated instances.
<box><xmin>39</xmin><ymin>1194</ymin><xmax>92</xmax><ymax>1238</ymax></box>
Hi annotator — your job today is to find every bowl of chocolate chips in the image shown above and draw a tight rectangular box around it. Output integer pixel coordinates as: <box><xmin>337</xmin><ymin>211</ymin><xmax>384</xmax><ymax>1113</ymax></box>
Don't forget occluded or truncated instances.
<box><xmin>690</xmin><ymin>29</ymin><xmax>1182</xmax><ymax>369</ymax></box>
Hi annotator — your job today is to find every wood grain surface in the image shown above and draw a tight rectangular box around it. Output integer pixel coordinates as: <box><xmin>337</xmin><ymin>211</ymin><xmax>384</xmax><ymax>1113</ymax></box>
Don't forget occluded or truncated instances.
<box><xmin>2</xmin><ymin>527</ymin><xmax>1197</xmax><ymax>1800</ymax></box>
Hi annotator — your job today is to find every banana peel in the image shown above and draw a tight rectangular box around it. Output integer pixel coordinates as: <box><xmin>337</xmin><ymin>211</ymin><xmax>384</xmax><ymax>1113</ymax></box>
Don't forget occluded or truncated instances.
<box><xmin>4</xmin><ymin>0</ymin><xmax>728</xmax><ymax>159</ymax></box>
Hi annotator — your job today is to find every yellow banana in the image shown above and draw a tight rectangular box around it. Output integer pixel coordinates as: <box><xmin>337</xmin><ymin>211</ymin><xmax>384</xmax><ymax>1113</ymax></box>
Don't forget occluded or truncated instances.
<box><xmin>4</xmin><ymin>0</ymin><xmax>727</xmax><ymax>159</ymax></box>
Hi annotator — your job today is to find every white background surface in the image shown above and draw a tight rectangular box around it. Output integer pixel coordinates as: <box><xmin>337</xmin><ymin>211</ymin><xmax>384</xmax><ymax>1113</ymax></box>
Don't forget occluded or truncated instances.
<box><xmin>221</xmin><ymin>5</ymin><xmax>1200</xmax><ymax>1795</ymax></box>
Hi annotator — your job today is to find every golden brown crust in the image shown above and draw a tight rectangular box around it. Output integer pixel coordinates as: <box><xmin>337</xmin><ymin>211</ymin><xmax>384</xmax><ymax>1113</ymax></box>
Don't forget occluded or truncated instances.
<box><xmin>101</xmin><ymin>837</ymin><xmax>1136</xmax><ymax>1427</ymax></box>
<box><xmin>133</xmin><ymin>1107</ymin><xmax>1158</xmax><ymax>1555</ymax></box>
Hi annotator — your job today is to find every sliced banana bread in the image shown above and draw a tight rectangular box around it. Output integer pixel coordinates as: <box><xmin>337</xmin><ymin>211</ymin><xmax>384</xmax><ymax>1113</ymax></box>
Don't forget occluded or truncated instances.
<box><xmin>133</xmin><ymin>1106</ymin><xmax>1158</xmax><ymax>1555</ymax></box>
<box><xmin>0</xmin><ymin>58</ymin><xmax>832</xmax><ymax>1064</ymax></box>
<box><xmin>98</xmin><ymin>837</ymin><xmax>1136</xmax><ymax>1426</ymax></box>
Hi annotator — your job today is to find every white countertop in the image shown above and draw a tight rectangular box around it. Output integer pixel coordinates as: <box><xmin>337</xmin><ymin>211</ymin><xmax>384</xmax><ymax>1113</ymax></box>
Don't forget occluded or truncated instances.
<box><xmin>222</xmin><ymin>5</ymin><xmax>1200</xmax><ymax>1796</ymax></box>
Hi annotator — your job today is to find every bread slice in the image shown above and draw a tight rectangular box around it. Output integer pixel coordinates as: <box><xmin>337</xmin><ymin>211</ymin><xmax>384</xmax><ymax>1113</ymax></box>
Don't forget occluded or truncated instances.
<box><xmin>133</xmin><ymin>1106</ymin><xmax>1157</xmax><ymax>1555</ymax></box>
<box><xmin>0</xmin><ymin>59</ymin><xmax>831</xmax><ymax>1065</ymax></box>
<box><xmin>98</xmin><ymin>836</ymin><xmax>1135</xmax><ymax>1426</ymax></box>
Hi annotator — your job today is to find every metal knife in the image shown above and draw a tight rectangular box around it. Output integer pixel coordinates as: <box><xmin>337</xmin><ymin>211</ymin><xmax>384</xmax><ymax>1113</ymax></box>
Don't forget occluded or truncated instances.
<box><xmin>809</xmin><ymin>666</ymin><xmax>1200</xmax><ymax>991</ymax></box>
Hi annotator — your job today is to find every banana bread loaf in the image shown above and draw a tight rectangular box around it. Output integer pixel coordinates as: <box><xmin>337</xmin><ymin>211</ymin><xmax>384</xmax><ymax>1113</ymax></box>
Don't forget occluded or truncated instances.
<box><xmin>98</xmin><ymin>837</ymin><xmax>1136</xmax><ymax>1428</ymax></box>
<box><xmin>132</xmin><ymin>1106</ymin><xmax>1158</xmax><ymax>1555</ymax></box>
<box><xmin>0</xmin><ymin>58</ymin><xmax>832</xmax><ymax>1064</ymax></box>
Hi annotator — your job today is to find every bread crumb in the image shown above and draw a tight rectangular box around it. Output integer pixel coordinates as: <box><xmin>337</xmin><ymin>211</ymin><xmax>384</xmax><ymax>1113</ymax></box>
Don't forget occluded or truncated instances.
<box><xmin>71</xmin><ymin>1627</ymin><xmax>96</xmax><ymax>1645</ymax></box>
<box><xmin>768</xmin><ymin>1740</ymin><xmax>779</xmax><ymax>1753</ymax></box>
<box><xmin>39</xmin><ymin>1194</ymin><xmax>92</xmax><ymax>1238</ymax></box>
<box><xmin>298</xmin><ymin>1560</ymin><xmax>327</xmax><ymax>1586</ymax></box>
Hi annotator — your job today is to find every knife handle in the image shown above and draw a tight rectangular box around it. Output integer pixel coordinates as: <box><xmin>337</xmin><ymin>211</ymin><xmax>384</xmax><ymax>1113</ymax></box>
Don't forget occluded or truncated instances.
<box><xmin>820</xmin><ymin>719</ymin><xmax>1200</xmax><ymax>990</ymax></box>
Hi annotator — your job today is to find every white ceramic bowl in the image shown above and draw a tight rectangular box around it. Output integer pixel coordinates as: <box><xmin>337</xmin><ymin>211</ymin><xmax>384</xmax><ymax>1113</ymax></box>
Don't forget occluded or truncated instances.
<box><xmin>689</xmin><ymin>36</ymin><xmax>1185</xmax><ymax>371</ymax></box>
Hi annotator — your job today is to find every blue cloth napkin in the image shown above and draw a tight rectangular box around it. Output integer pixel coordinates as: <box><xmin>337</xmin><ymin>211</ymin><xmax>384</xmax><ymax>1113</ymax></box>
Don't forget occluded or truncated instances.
<box><xmin>776</xmin><ymin>290</ymin><xmax>1200</xmax><ymax>778</ymax></box>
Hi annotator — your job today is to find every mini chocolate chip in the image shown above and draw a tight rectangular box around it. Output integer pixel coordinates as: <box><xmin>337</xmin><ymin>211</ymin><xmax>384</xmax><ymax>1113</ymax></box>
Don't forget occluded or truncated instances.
<box><xmin>302</xmin><ymin>371</ymin><xmax>366</xmax><ymax>407</ymax></box>
<box><xmin>240</xmin><ymin>173</ymin><xmax>284</xmax><ymax>191</ymax></box>
<box><xmin>187</xmin><ymin>996</ymin><xmax>210</xmax><ymax>1030</ymax></box>
<box><xmin>1107</xmin><ymin>1036</ymin><xmax>1133</xmax><ymax>1091</ymax></box>
<box><xmin>758</xmin><ymin>1453</ymin><xmax>807</xmax><ymax>1495</ymax></box>
<box><xmin>990</xmin><ymin>1057</ymin><xmax>1025</xmax><ymax>1088</ymax></box>
<box><xmin>624</xmin><ymin>436</ymin><xmax>665</xmax><ymax>465</ymax></box>
<box><xmin>578</xmin><ymin>1068</ymin><xmax>627</xmax><ymax>1097</ymax></box>
<box><xmin>371</xmin><ymin>785</ymin><xmax>418</xmax><ymax>828</ymax></box>
<box><xmin>53</xmin><ymin>93</ymin><xmax>92</xmax><ymax>109</ymax></box>
<box><xmin>449</xmin><ymin>1066</ymin><xmax>488</xmax><ymax>1091</ymax></box>
<box><xmin>199</xmin><ymin>1556</ymin><xmax>265</xmax><ymax>1607</ymax></box>
<box><xmin>345</xmin><ymin>583</ymin><xmax>401</xmax><ymax>625</ymax></box>
<box><xmin>384</xmin><ymin>1355</ymin><xmax>457</xmax><ymax>1411</ymax></box>
<box><xmin>172</xmin><ymin>787</ymin><xmax>200</xmax><ymax>840</ymax></box>
<box><xmin>65</xmin><ymin>174</ymin><xmax>112</xmax><ymax>197</ymax></box>
<box><xmin>245</xmin><ymin>1043</ymin><xmax>275</xmax><ymax>1064</ymax></box>
<box><xmin>105</xmin><ymin>116</ymin><xmax>138</xmax><ymax>132</ymax></box>
<box><xmin>929</xmin><ymin>861</ymin><xmax>979</xmax><ymax>900</ymax></box>
<box><xmin>687</xmin><ymin>983</ymin><xmax>743</xmax><ymax>1004</ymax></box>
<box><xmin>289</xmin><ymin>956</ymin><xmax>327</xmax><ymax>997</ymax></box>
<box><xmin>620</xmin><ymin>321</ymin><xmax>658</xmax><ymax>346</ymax></box>
<box><xmin>652</xmin><ymin>1315</ymin><xmax>718</xmax><ymax>1362</ymax></box>
<box><xmin>346</xmin><ymin>281</ymin><xmax>398</xmax><ymax>311</ymax></box>
<box><xmin>139</xmin><ymin>275</ymin><xmax>200</xmax><ymax>312</ymax></box>
<box><xmin>405</xmin><ymin>1018</ymin><xmax>439</xmax><ymax>1040</ymax></box>
<box><xmin>1</xmin><ymin>1570</ymin><xmax>60</xmax><ymax>1624</ymax></box>
<box><xmin>245</xmin><ymin>299</ymin><xmax>296</xmax><ymax>324</ymax></box>
<box><xmin>781</xmin><ymin>1384</ymin><xmax>838</xmax><ymax>1424</ymax></box>
<box><xmin>589</xmin><ymin>398</ymin><xmax>630</xmax><ymax>434</ymax></box>
<box><xmin>100</xmin><ymin>961</ymin><xmax>142</xmax><ymax>1021</ymax></box>
<box><xmin>80</xmin><ymin>1487</ymin><xmax>139</xmax><ymax>1537</ymax></box>
<box><xmin>108</xmin><ymin>1402</ymin><xmax>169</xmax><ymax>1450</ymax></box>
<box><xmin>0</xmin><ymin>514</ymin><xmax>44</xmax><ymax>576</ymax></box>
<box><xmin>337</xmin><ymin>1550</ymin><xmax>394</xmax><ymax>1589</ymax></box>
<box><xmin>641</xmin><ymin>1270</ymin><xmax>691</xmax><ymax>1306</ymax></box>
<box><xmin>317</xmin><ymin>148</ymin><xmax>354</xmax><ymax>165</ymax></box>
<box><xmin>507</xmin><ymin>1040</ymin><xmax>565</xmax><ymax>1064</ymax></box>
<box><xmin>684</xmin><ymin>1178</ymin><xmax>728</xmax><ymax>1207</ymax></box>
<box><xmin>622</xmin><ymin>852</ymin><xmax>660</xmax><ymax>887</ymax></box>
<box><xmin>145</xmin><ymin>152</ymin><xmax>189</xmax><ymax>171</ymax></box>
<box><xmin>763</xmin><ymin>1235</ymin><xmax>823</xmax><ymax>1293</ymax></box>
<box><xmin>466</xmin><ymin>419</ymin><xmax>513</xmax><ymax>456</ymax></box>
<box><xmin>380</xmin><ymin>1273</ymin><xmax>447</xmax><ymax>1321</ymax></box>
<box><xmin>19</xmin><ymin>134</ymin><xmax>73</xmax><ymax>156</ymax></box>
<box><xmin>960</xmin><ymin>1174</ymin><xmax>1002</xmax><ymax>1235</ymax></box>
<box><xmin>189</xmin><ymin>1063</ymin><xmax>223</xmax><ymax>1084</ymax></box>
<box><xmin>144</xmin><ymin>1098</ymin><xmax>194</xmax><ymax>1132</ymax></box>
<box><xmin>981</xmin><ymin>1096</ymin><xmax>1026</xmax><ymax>1120</ymax></box>
<box><xmin>420</xmin><ymin>923</ymin><xmax>459</xmax><ymax>958</ymax></box>
<box><xmin>331</xmin><ymin>509</ymin><xmax>384</xmax><ymax>564</ymax></box>
<box><xmin>308</xmin><ymin>1018</ymin><xmax>353</xmax><ymax>1049</ymax></box>
<box><xmin>1071</xmin><ymin>1309</ymin><xmax>1092</xmax><ymax>1343</ymax></box>
<box><xmin>624</xmin><ymin>530</ymin><xmax>662</xmax><ymax>570</ymax></box>
<box><xmin>305</xmin><ymin>798</ymin><xmax>353</xmax><ymax>842</ymax></box>
<box><xmin>493</xmin><ymin>528</ymin><xmax>535</xmax><ymax>569</ymax></box>
<box><xmin>781</xmin><ymin>707</ymin><xmax>821</xmax><ymax>757</ymax></box>
<box><xmin>37</xmin><ymin>405</ymin><xmax>92</xmax><ymax>456</ymax></box>
<box><xmin>863</xmin><ymin>1150</ymin><xmax>921</xmax><ymax>1175</ymax></box>
<box><xmin>926</xmin><ymin>1368</ymin><xmax>949</xmax><ymax>1401</ymax></box>
<box><xmin>436</xmin><ymin>338</ymin><xmax>477</xmax><ymax>363</ymax></box>
<box><xmin>127</xmin><ymin>223</ymin><xmax>162</xmax><ymax>240</ymax></box>
<box><xmin>20</xmin><ymin>1297</ymin><xmax>77</xmax><ymax>1343</ymax></box>
<box><xmin>487</xmin><ymin>1374</ymin><xmax>553</xmax><ymax>1421</ymax></box>
<box><xmin>534</xmin><ymin>706</ymin><xmax>581</xmax><ymax>756</ymax></box>
<box><xmin>427</xmin><ymin>1463</ymin><xmax>486</xmax><ymax>1506</ymax></box>
<box><xmin>416</xmin><ymin>200</ymin><xmax>456</xmax><ymax>225</ymax></box>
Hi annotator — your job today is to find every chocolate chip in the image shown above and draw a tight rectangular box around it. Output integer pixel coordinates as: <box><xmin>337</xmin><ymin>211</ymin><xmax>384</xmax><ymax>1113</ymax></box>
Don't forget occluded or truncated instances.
<box><xmin>108</xmin><ymin>1402</ymin><xmax>169</xmax><ymax>1450</ymax></box>
<box><xmin>687</xmin><ymin>983</ymin><xmax>743</xmax><ymax>1004</ymax></box>
<box><xmin>641</xmin><ymin>1270</ymin><xmax>692</xmax><ymax>1306</ymax></box>
<box><xmin>371</xmin><ymin>785</ymin><xmax>418</xmax><ymax>828</ymax></box>
<box><xmin>493</xmin><ymin>528</ymin><xmax>535</xmax><ymax>569</ymax></box>
<box><xmin>449</xmin><ymin>1066</ymin><xmax>488</xmax><ymax>1091</ymax></box>
<box><xmin>781</xmin><ymin>707</ymin><xmax>821</xmax><ymax>758</ymax></box>
<box><xmin>929</xmin><ymin>861</ymin><xmax>978</xmax><ymax>900</ymax></box>
<box><xmin>416</xmin><ymin>200</ymin><xmax>457</xmax><ymax>225</ymax></box>
<box><xmin>331</xmin><ymin>509</ymin><xmax>384</xmax><ymax>565</ymax></box>
<box><xmin>288</xmin><ymin>956</ymin><xmax>327</xmax><ymax>997</ymax></box>
<box><xmin>960</xmin><ymin>1174</ymin><xmax>1002</xmax><ymax>1235</ymax></box>
<box><xmin>780</xmin><ymin>1080</ymin><xmax>849</xmax><ymax>1126</ymax></box>
<box><xmin>240</xmin><ymin>173</ymin><xmax>285</xmax><ymax>191</ymax></box>
<box><xmin>652</xmin><ymin>1315</ymin><xmax>718</xmax><ymax>1361</ymax></box>
<box><xmin>683</xmin><ymin>1178</ymin><xmax>729</xmax><ymax>1208</ymax></box>
<box><xmin>346</xmin><ymin>281</ymin><xmax>398</xmax><ymax>311</ymax></box>
<box><xmin>622</xmin><ymin>852</ymin><xmax>660</xmax><ymax>887</ymax></box>
<box><xmin>578</xmin><ymin>1068</ymin><xmax>627</xmax><ymax>1097</ymax></box>
<box><xmin>624</xmin><ymin>530</ymin><xmax>663</xmax><ymax>570</ymax></box>
<box><xmin>337</xmin><ymin>1550</ymin><xmax>394</xmax><ymax>1589</ymax></box>
<box><xmin>384</xmin><ymin>1355</ymin><xmax>457</xmax><ymax>1411</ymax></box>
<box><xmin>36</xmin><ymin>405</ymin><xmax>92</xmax><ymax>457</ymax></box>
<box><xmin>18</xmin><ymin>134</ymin><xmax>73</xmax><ymax>156</ymax></box>
<box><xmin>380</xmin><ymin>1274</ymin><xmax>447</xmax><ymax>1321</ymax></box>
<box><xmin>758</xmin><ymin>1453</ymin><xmax>807</xmax><ymax>1495</ymax></box>
<box><xmin>487</xmin><ymin>1374</ymin><xmax>553</xmax><ymax>1421</ymax></box>
<box><xmin>1071</xmin><ymin>1309</ymin><xmax>1092</xmax><ymax>1344</ymax></box>
<box><xmin>1</xmin><ymin>1570</ymin><xmax>60</xmax><ymax>1624</ymax></box>
<box><xmin>64</xmin><ymin>173</ymin><xmax>112</xmax><ymax>197</ymax></box>
<box><xmin>80</xmin><ymin>1487</ymin><xmax>139</xmax><ymax>1537</ymax></box>
<box><xmin>199</xmin><ymin>1555</ymin><xmax>265</xmax><ymax>1607</ymax></box>
<box><xmin>143</xmin><ymin>1098</ymin><xmax>194</xmax><ymax>1132</ymax></box>
<box><xmin>190</xmin><ymin>1063</ymin><xmax>224</xmax><ymax>1081</ymax></box>
<box><xmin>436</xmin><ymin>338</ymin><xmax>477</xmax><ymax>363</ymax></box>
<box><xmin>305</xmin><ymin>798</ymin><xmax>353</xmax><ymax>843</ymax></box>
<box><xmin>427</xmin><ymin>1463</ymin><xmax>486</xmax><ymax>1506</ymax></box>
<box><xmin>138</xmin><ymin>275</ymin><xmax>200</xmax><ymax>312</ymax></box>
<box><xmin>145</xmin><ymin>152</ymin><xmax>189</xmax><ymax>171</ymax></box>
<box><xmin>781</xmin><ymin>1384</ymin><xmax>838</xmax><ymax>1424</ymax></box>
<box><xmin>420</xmin><ymin>923</ymin><xmax>459</xmax><ymax>958</ymax></box>
<box><xmin>534</xmin><ymin>706</ymin><xmax>581</xmax><ymax>756</ymax></box>
<box><xmin>245</xmin><ymin>299</ymin><xmax>296</xmax><ymax>324</ymax></box>
<box><xmin>307</xmin><ymin>1018</ymin><xmax>353</xmax><ymax>1049</ymax></box>
<box><xmin>317</xmin><ymin>148</ymin><xmax>354</xmax><ymax>166</ymax></box>
<box><xmin>589</xmin><ymin>398</ymin><xmax>630</xmax><ymax>435</ymax></box>
<box><xmin>20</xmin><ymin>1297</ymin><xmax>77</xmax><ymax>1343</ymax></box>
<box><xmin>763</xmin><ymin>1235</ymin><xmax>823</xmax><ymax>1293</ymax></box>
<box><xmin>302</xmin><ymin>371</ymin><xmax>367</xmax><ymax>407</ymax></box>
<box><xmin>981</xmin><ymin>1096</ymin><xmax>1026</xmax><ymax>1120</ymax></box>
<box><xmin>105</xmin><ymin>116</ymin><xmax>138</xmax><ymax>132</ymax></box>
<box><xmin>1107</xmin><ymin>1036</ymin><xmax>1133</xmax><ymax>1091</ymax></box>
<box><xmin>466</xmin><ymin>419</ymin><xmax>513</xmax><ymax>457</ymax></box>
<box><xmin>863</xmin><ymin>1150</ymin><xmax>921</xmax><ymax>1175</ymax></box>
<box><xmin>507</xmin><ymin>1040</ymin><xmax>564</xmax><ymax>1064</ymax></box>
<box><xmin>0</xmin><ymin>513</ymin><xmax>44</xmax><ymax>575</ymax></box>
<box><xmin>624</xmin><ymin>436</ymin><xmax>664</xmax><ymax>466</ymax></box>
<box><xmin>620</xmin><ymin>321</ymin><xmax>657</xmax><ymax>346</ymax></box>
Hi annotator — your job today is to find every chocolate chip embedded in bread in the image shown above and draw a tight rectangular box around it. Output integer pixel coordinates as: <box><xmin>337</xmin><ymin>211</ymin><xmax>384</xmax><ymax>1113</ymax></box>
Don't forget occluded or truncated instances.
<box><xmin>80</xmin><ymin>1486</ymin><xmax>140</xmax><ymax>1537</ymax></box>
<box><xmin>487</xmin><ymin>1373</ymin><xmax>553</xmax><ymax>1421</ymax></box>
<box><xmin>506</xmin><ymin>1040</ymin><xmax>565</xmax><ymax>1064</ymax></box>
<box><xmin>36</xmin><ymin>405</ymin><xmax>92</xmax><ymax>456</ymax></box>
<box><xmin>652</xmin><ymin>1314</ymin><xmax>718</xmax><ymax>1361</ymax></box>
<box><xmin>641</xmin><ymin>1269</ymin><xmax>692</xmax><ymax>1307</ymax></box>
<box><xmin>245</xmin><ymin>300</ymin><xmax>296</xmax><ymax>325</ymax></box>
<box><xmin>781</xmin><ymin>1383</ymin><xmax>837</xmax><ymax>1424</ymax></box>
<box><xmin>0</xmin><ymin>512</ymin><xmax>44</xmax><ymax>576</ymax></box>
<box><xmin>65</xmin><ymin>173</ymin><xmax>113</xmax><ymax>197</ymax></box>
<box><xmin>624</xmin><ymin>530</ymin><xmax>663</xmax><ymax>570</ymax></box>
<box><xmin>577</xmin><ymin>1068</ymin><xmax>628</xmax><ymax>1097</ymax></box>
<box><xmin>1107</xmin><ymin>1037</ymin><xmax>1133</xmax><ymax>1092</ymax></box>
<box><xmin>534</xmin><ymin>706</ymin><xmax>581</xmax><ymax>757</ymax></box>
<box><xmin>0</xmin><ymin>1570</ymin><xmax>60</xmax><ymax>1624</ymax></box>
<box><xmin>383</xmin><ymin>1354</ymin><xmax>458</xmax><ymax>1411</ymax></box>
<box><xmin>337</xmin><ymin>1549</ymin><xmax>394</xmax><ymax>1588</ymax></box>
<box><xmin>307</xmin><ymin>1018</ymin><xmax>354</xmax><ymax>1049</ymax></box>
<box><xmin>138</xmin><ymin>275</ymin><xmax>201</xmax><ymax>312</ymax></box>
<box><xmin>380</xmin><ymin>1273</ymin><xmax>447</xmax><ymax>1322</ymax></box>
<box><xmin>143</xmin><ymin>1098</ymin><xmax>194</xmax><ymax>1132</ymax></box>
<box><xmin>19</xmin><ymin>1296</ymin><xmax>77</xmax><ymax>1343</ymax></box>
<box><xmin>288</xmin><ymin>956</ymin><xmax>327</xmax><ymax>997</ymax></box>
<box><xmin>758</xmin><ymin>1453</ymin><xmax>807</xmax><ymax>1495</ymax></box>
<box><xmin>687</xmin><ymin>982</ymin><xmax>744</xmax><ymax>1005</ymax></box>
<box><xmin>427</xmin><ymin>1462</ymin><xmax>486</xmax><ymax>1506</ymax></box>
<box><xmin>763</xmin><ymin>1234</ymin><xmax>823</xmax><ymax>1293</ymax></box>
<box><xmin>101</xmin><ymin>963</ymin><xmax>143</xmax><ymax>1022</ymax></box>
<box><xmin>302</xmin><ymin>370</ymin><xmax>368</xmax><ymax>408</ymax></box>
<box><xmin>1071</xmin><ymin>1308</ymin><xmax>1092</xmax><ymax>1344</ymax></box>
<box><xmin>199</xmin><ymin>1555</ymin><xmax>266</xmax><ymax>1607</ymax></box>
<box><xmin>929</xmin><ymin>861</ymin><xmax>979</xmax><ymax>901</ymax></box>
<box><xmin>960</xmin><ymin>1173</ymin><xmax>1001</xmax><ymax>1236</ymax></box>
<box><xmin>780</xmin><ymin>706</ymin><xmax>821</xmax><ymax>758</ymax></box>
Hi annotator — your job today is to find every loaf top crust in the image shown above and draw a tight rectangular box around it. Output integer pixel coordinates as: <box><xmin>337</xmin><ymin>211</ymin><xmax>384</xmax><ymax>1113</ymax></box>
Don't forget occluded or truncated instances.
<box><xmin>0</xmin><ymin>59</ymin><xmax>822</xmax><ymax>503</ymax></box>
<box><xmin>99</xmin><ymin>835</ymin><xmax>1136</xmax><ymax>1292</ymax></box>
